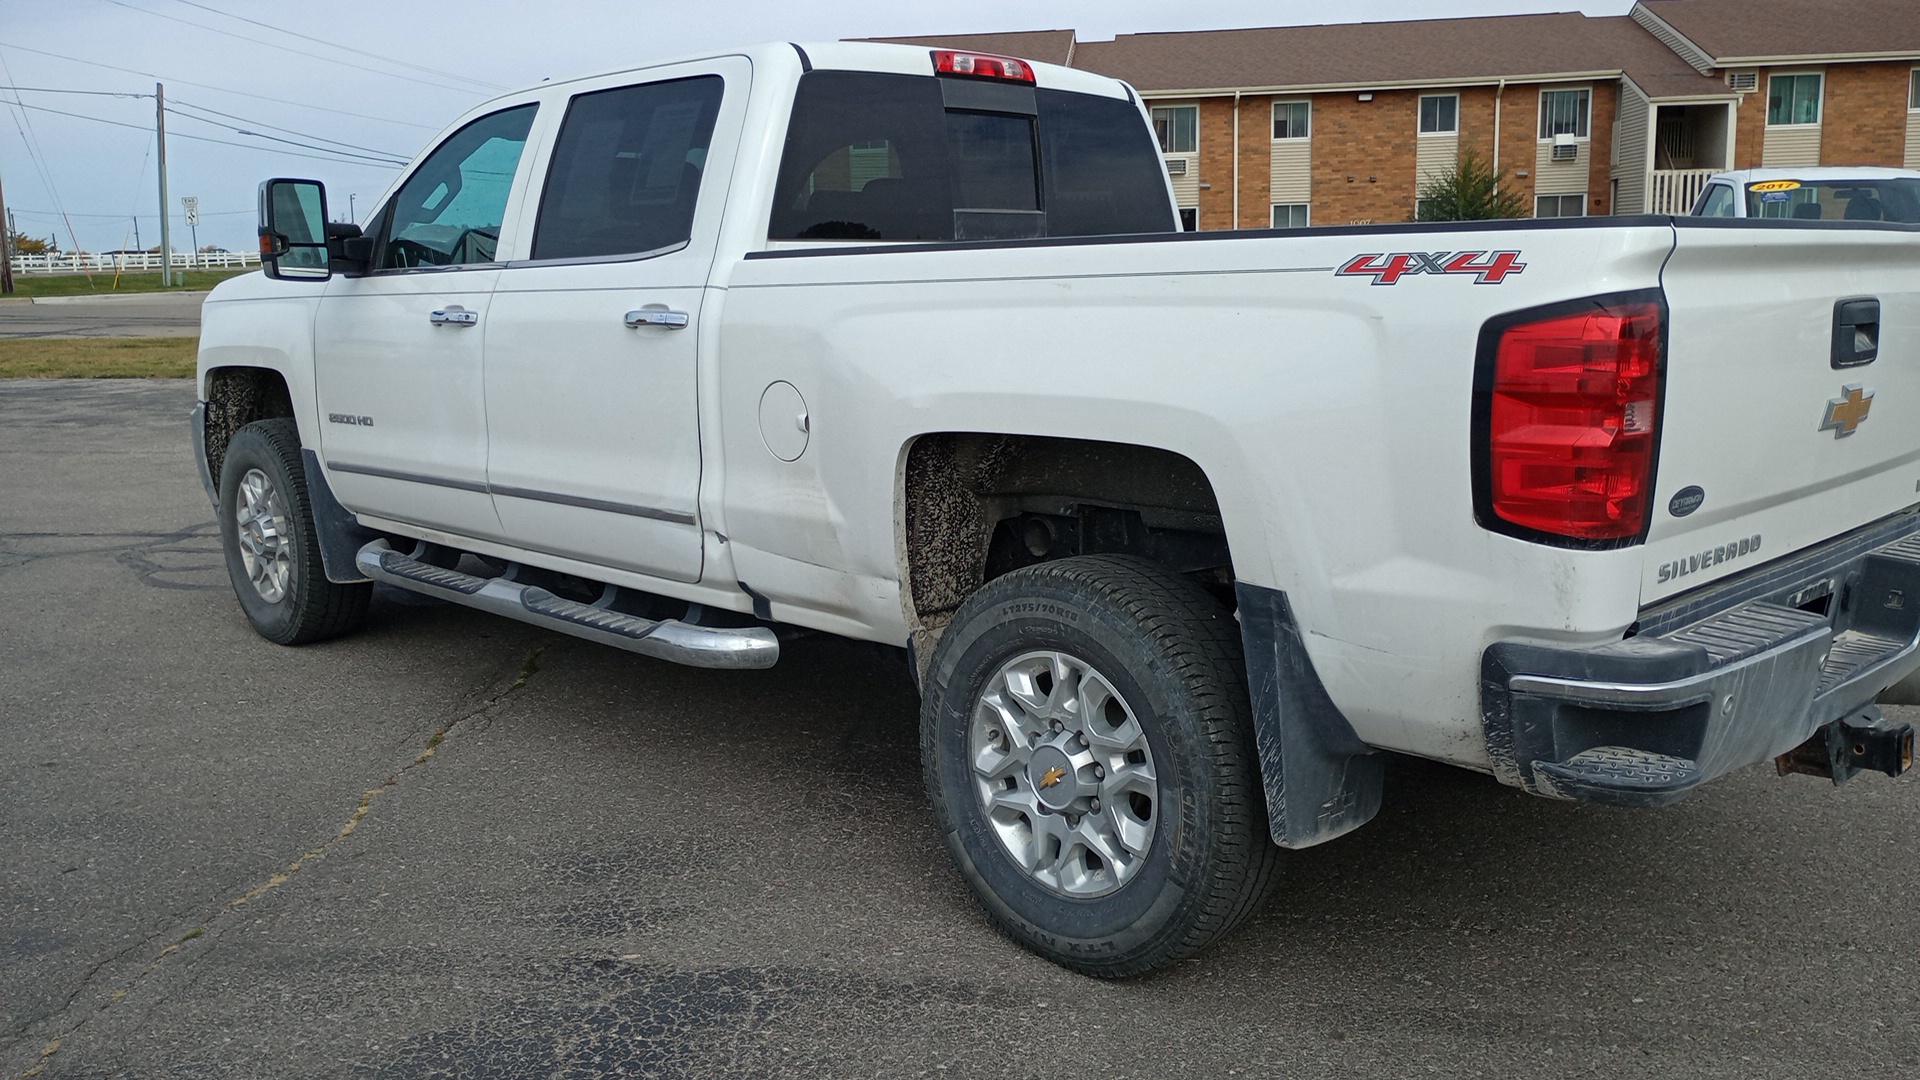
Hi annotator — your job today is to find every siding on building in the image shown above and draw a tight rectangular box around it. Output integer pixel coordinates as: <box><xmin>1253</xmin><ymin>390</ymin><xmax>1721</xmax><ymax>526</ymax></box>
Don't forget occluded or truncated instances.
<box><xmin>1612</xmin><ymin>79</ymin><xmax>1653</xmax><ymax>214</ymax></box>
<box><xmin>1165</xmin><ymin>154</ymin><xmax>1201</xmax><ymax>206</ymax></box>
<box><xmin>1762</xmin><ymin>124</ymin><xmax>1823</xmax><ymax>166</ymax></box>
<box><xmin>1271</xmin><ymin>139</ymin><xmax>1312</xmax><ymax>203</ymax></box>
<box><xmin>1416</xmin><ymin>131</ymin><xmax>1459</xmax><ymax>186</ymax></box>
<box><xmin>1908</xmin><ymin>110</ymin><xmax>1920</xmax><ymax>168</ymax></box>
<box><xmin>1534</xmin><ymin>141</ymin><xmax>1593</xmax><ymax>195</ymax></box>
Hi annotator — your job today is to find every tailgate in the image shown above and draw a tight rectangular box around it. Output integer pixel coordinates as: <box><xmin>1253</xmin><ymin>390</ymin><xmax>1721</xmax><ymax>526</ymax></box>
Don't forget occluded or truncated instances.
<box><xmin>1647</xmin><ymin>221</ymin><xmax>1920</xmax><ymax>603</ymax></box>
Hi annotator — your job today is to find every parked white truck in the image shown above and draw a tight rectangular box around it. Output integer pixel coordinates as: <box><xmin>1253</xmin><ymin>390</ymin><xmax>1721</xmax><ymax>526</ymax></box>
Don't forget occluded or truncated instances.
<box><xmin>196</xmin><ymin>42</ymin><xmax>1920</xmax><ymax>976</ymax></box>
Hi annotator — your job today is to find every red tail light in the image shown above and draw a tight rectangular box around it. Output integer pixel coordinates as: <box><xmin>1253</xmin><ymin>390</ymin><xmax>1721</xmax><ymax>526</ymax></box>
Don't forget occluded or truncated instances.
<box><xmin>932</xmin><ymin>50</ymin><xmax>1035</xmax><ymax>83</ymax></box>
<box><xmin>1479</xmin><ymin>297</ymin><xmax>1663</xmax><ymax>542</ymax></box>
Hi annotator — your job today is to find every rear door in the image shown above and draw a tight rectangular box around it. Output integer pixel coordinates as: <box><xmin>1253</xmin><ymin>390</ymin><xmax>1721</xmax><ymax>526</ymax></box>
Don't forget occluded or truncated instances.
<box><xmin>481</xmin><ymin>60</ymin><xmax>745</xmax><ymax>583</ymax></box>
<box><xmin>1646</xmin><ymin>220</ymin><xmax>1920</xmax><ymax>600</ymax></box>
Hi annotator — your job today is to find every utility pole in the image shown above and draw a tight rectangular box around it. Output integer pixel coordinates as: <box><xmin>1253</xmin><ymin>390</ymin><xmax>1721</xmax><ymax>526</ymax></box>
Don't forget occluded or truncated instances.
<box><xmin>156</xmin><ymin>82</ymin><xmax>174</xmax><ymax>286</ymax></box>
<box><xmin>0</xmin><ymin>163</ymin><xmax>14</xmax><ymax>295</ymax></box>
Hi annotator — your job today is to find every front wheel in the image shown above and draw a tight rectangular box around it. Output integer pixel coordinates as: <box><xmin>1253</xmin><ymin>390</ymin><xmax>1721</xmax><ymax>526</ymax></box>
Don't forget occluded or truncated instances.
<box><xmin>217</xmin><ymin>418</ymin><xmax>370</xmax><ymax>645</ymax></box>
<box><xmin>921</xmin><ymin>555</ymin><xmax>1280</xmax><ymax>977</ymax></box>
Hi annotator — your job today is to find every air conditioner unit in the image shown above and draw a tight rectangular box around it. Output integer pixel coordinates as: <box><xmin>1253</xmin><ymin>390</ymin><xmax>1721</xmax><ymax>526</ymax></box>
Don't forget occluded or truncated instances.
<box><xmin>1728</xmin><ymin>70</ymin><xmax>1759</xmax><ymax>92</ymax></box>
<box><xmin>1165</xmin><ymin>158</ymin><xmax>1188</xmax><ymax>176</ymax></box>
<box><xmin>1551</xmin><ymin>133</ymin><xmax>1579</xmax><ymax>161</ymax></box>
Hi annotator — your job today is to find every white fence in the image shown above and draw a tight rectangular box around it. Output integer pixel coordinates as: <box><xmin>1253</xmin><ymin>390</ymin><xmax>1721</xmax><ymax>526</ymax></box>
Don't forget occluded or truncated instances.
<box><xmin>1648</xmin><ymin>169</ymin><xmax>1717</xmax><ymax>215</ymax></box>
<box><xmin>8</xmin><ymin>251</ymin><xmax>261</xmax><ymax>275</ymax></box>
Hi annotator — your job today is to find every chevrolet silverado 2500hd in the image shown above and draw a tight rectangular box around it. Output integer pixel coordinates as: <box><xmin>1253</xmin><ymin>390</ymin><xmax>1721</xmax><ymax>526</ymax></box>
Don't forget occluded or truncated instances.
<box><xmin>196</xmin><ymin>42</ymin><xmax>1920</xmax><ymax>976</ymax></box>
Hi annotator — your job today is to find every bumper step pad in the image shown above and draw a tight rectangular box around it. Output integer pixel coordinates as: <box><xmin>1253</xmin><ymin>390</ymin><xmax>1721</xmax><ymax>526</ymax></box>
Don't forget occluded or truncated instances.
<box><xmin>356</xmin><ymin>540</ymin><xmax>778</xmax><ymax>670</ymax></box>
<box><xmin>1532</xmin><ymin>746</ymin><xmax>1704</xmax><ymax>807</ymax></box>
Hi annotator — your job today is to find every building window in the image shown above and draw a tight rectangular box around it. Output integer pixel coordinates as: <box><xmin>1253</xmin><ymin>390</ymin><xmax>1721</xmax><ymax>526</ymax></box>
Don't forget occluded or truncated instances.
<box><xmin>1535</xmin><ymin>193</ymin><xmax>1586</xmax><ymax>218</ymax></box>
<box><xmin>1152</xmin><ymin>105</ymin><xmax>1198</xmax><ymax>153</ymax></box>
<box><xmin>1419</xmin><ymin>94</ymin><xmax>1458</xmax><ymax>134</ymax></box>
<box><xmin>1272</xmin><ymin>203</ymin><xmax>1309</xmax><ymax>228</ymax></box>
<box><xmin>1910</xmin><ymin>68</ymin><xmax>1919</xmax><ymax>110</ymax></box>
<box><xmin>1538</xmin><ymin>89</ymin><xmax>1591</xmax><ymax>138</ymax></box>
<box><xmin>1272</xmin><ymin>101</ymin><xmax>1310</xmax><ymax>140</ymax></box>
<box><xmin>1767</xmin><ymin>73</ymin><xmax>1823</xmax><ymax>125</ymax></box>
<box><xmin>1178</xmin><ymin>207</ymin><xmax>1198</xmax><ymax>231</ymax></box>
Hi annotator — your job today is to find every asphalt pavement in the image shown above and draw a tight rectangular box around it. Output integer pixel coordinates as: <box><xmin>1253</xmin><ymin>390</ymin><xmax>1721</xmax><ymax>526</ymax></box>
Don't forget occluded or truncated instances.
<box><xmin>3</xmin><ymin>378</ymin><xmax>1918</xmax><ymax>1079</ymax></box>
<box><xmin>0</xmin><ymin>290</ymin><xmax>206</xmax><ymax>338</ymax></box>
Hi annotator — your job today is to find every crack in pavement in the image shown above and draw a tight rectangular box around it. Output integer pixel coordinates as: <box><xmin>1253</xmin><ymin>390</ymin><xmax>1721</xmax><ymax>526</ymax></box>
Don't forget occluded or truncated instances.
<box><xmin>12</xmin><ymin>644</ymin><xmax>549</xmax><ymax>1080</ymax></box>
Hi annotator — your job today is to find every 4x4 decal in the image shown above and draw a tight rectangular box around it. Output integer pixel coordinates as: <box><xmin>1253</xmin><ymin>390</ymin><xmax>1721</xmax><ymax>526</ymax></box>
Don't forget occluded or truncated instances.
<box><xmin>1336</xmin><ymin>250</ymin><xmax>1526</xmax><ymax>285</ymax></box>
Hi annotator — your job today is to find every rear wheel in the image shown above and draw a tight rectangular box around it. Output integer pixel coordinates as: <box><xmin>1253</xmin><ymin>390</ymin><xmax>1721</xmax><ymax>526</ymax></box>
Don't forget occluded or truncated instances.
<box><xmin>217</xmin><ymin>418</ymin><xmax>370</xmax><ymax>644</ymax></box>
<box><xmin>921</xmin><ymin>555</ymin><xmax>1279</xmax><ymax>977</ymax></box>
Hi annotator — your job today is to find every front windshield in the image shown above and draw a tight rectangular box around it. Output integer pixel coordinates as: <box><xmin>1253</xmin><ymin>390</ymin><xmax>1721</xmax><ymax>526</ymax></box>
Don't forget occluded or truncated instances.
<box><xmin>1745</xmin><ymin>179</ymin><xmax>1920</xmax><ymax>222</ymax></box>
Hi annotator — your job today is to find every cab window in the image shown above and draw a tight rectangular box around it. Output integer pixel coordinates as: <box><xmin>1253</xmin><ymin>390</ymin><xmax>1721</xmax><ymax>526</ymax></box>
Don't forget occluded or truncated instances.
<box><xmin>378</xmin><ymin>104</ymin><xmax>537</xmax><ymax>269</ymax></box>
<box><xmin>769</xmin><ymin>70</ymin><xmax>1173</xmax><ymax>243</ymax></box>
<box><xmin>531</xmin><ymin>76</ymin><xmax>724</xmax><ymax>260</ymax></box>
<box><xmin>1695</xmin><ymin>183</ymin><xmax>1736</xmax><ymax>217</ymax></box>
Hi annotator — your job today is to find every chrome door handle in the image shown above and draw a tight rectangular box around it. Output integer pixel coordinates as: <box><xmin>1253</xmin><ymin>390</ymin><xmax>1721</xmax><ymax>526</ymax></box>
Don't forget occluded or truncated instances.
<box><xmin>429</xmin><ymin>306</ymin><xmax>479</xmax><ymax>327</ymax></box>
<box><xmin>625</xmin><ymin>308</ymin><xmax>689</xmax><ymax>330</ymax></box>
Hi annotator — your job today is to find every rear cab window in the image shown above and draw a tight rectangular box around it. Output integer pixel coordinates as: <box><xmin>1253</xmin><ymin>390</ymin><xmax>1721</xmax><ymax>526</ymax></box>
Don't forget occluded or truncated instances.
<box><xmin>1744</xmin><ymin>178</ymin><xmax>1920</xmax><ymax>222</ymax></box>
<box><xmin>768</xmin><ymin>68</ymin><xmax>1175</xmax><ymax>243</ymax></box>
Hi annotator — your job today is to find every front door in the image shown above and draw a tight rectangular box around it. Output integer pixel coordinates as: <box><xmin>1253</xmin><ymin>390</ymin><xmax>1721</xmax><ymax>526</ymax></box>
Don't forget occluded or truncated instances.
<box><xmin>484</xmin><ymin>61</ymin><xmax>745</xmax><ymax>583</ymax></box>
<box><xmin>315</xmin><ymin>103</ymin><xmax>539</xmax><ymax>540</ymax></box>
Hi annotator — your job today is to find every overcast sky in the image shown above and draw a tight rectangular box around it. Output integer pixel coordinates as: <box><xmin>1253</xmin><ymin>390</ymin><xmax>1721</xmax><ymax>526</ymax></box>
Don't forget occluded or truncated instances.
<box><xmin>1</xmin><ymin>0</ymin><xmax>1636</xmax><ymax>253</ymax></box>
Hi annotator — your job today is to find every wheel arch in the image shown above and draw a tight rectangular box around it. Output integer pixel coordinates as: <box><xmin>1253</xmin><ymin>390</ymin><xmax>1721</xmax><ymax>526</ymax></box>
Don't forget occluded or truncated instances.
<box><xmin>897</xmin><ymin>431</ymin><xmax>1384</xmax><ymax>854</ymax></box>
<box><xmin>898</xmin><ymin>432</ymin><xmax>1234</xmax><ymax>645</ymax></box>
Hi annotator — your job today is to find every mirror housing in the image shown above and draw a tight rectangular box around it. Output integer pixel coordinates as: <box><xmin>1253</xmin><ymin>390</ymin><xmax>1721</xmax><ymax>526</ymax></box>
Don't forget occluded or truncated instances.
<box><xmin>325</xmin><ymin>222</ymin><xmax>373</xmax><ymax>275</ymax></box>
<box><xmin>258</xmin><ymin>178</ymin><xmax>331</xmax><ymax>281</ymax></box>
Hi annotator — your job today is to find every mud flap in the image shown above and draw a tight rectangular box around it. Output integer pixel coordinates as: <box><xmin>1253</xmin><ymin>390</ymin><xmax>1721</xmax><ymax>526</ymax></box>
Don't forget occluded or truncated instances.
<box><xmin>1236</xmin><ymin>583</ymin><xmax>1384</xmax><ymax>849</ymax></box>
<box><xmin>300</xmin><ymin>448</ymin><xmax>378</xmax><ymax>584</ymax></box>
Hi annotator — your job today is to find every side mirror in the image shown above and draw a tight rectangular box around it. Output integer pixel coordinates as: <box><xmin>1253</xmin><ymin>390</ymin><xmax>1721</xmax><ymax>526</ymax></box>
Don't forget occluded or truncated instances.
<box><xmin>258</xmin><ymin>178</ymin><xmax>330</xmax><ymax>281</ymax></box>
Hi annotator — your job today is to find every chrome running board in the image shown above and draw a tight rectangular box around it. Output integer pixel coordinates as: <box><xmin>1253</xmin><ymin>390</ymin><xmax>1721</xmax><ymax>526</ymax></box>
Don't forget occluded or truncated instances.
<box><xmin>354</xmin><ymin>539</ymin><xmax>779</xmax><ymax>670</ymax></box>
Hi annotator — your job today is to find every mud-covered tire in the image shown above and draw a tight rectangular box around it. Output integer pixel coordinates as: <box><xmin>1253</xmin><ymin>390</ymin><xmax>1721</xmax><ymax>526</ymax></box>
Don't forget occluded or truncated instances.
<box><xmin>921</xmin><ymin>555</ymin><xmax>1280</xmax><ymax>977</ymax></box>
<box><xmin>217</xmin><ymin>418</ymin><xmax>370</xmax><ymax>645</ymax></box>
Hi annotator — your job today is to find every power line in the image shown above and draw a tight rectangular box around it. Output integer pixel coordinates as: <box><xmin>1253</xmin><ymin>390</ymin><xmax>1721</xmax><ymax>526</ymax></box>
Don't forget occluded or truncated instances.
<box><xmin>0</xmin><ymin>52</ymin><xmax>88</xmax><ymax>261</ymax></box>
<box><xmin>0</xmin><ymin>41</ymin><xmax>440</xmax><ymax>129</ymax></box>
<box><xmin>166</xmin><ymin>0</ymin><xmax>505</xmax><ymax>93</ymax></box>
<box><xmin>0</xmin><ymin>85</ymin><xmax>151</xmax><ymax>98</ymax></box>
<box><xmin>164</xmin><ymin>108</ymin><xmax>407</xmax><ymax>165</ymax></box>
<box><xmin>99</xmin><ymin>0</ymin><xmax>489</xmax><ymax>96</ymax></box>
<box><xmin>168</xmin><ymin>99</ymin><xmax>407</xmax><ymax>159</ymax></box>
<box><xmin>12</xmin><ymin>207</ymin><xmax>253</xmax><ymax>217</ymax></box>
<box><xmin>3</xmin><ymin>98</ymin><xmax>406</xmax><ymax>167</ymax></box>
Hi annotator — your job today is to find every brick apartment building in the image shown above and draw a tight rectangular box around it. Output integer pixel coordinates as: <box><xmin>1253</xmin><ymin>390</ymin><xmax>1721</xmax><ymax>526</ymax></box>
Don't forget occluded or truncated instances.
<box><xmin>874</xmin><ymin>0</ymin><xmax>1920</xmax><ymax>228</ymax></box>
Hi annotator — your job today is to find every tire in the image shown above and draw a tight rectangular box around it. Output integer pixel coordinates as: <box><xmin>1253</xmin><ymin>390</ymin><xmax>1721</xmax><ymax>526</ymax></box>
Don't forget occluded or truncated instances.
<box><xmin>217</xmin><ymin>418</ymin><xmax>371</xmax><ymax>645</ymax></box>
<box><xmin>921</xmin><ymin>554</ymin><xmax>1280</xmax><ymax>977</ymax></box>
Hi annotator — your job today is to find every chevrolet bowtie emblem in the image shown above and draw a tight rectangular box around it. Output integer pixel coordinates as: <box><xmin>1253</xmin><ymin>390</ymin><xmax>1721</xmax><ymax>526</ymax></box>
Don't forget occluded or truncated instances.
<box><xmin>1038</xmin><ymin>766</ymin><xmax>1067</xmax><ymax>789</ymax></box>
<box><xmin>1821</xmin><ymin>384</ymin><xmax>1874</xmax><ymax>438</ymax></box>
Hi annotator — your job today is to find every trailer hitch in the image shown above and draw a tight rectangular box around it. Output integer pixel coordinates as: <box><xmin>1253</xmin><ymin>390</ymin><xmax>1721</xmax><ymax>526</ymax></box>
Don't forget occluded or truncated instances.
<box><xmin>1776</xmin><ymin>707</ymin><xmax>1915</xmax><ymax>785</ymax></box>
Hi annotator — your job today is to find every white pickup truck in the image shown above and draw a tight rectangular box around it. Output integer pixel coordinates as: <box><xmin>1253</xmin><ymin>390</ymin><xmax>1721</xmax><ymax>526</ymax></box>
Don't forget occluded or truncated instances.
<box><xmin>195</xmin><ymin>41</ymin><xmax>1920</xmax><ymax>976</ymax></box>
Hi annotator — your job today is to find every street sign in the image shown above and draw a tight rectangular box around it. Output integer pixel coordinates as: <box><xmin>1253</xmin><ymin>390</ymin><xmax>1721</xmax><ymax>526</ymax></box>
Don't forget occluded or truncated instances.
<box><xmin>182</xmin><ymin>196</ymin><xmax>198</xmax><ymax>226</ymax></box>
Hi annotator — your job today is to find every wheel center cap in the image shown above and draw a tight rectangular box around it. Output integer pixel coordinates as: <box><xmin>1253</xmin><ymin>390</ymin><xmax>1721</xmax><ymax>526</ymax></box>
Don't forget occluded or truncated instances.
<box><xmin>1029</xmin><ymin>745</ymin><xmax>1078</xmax><ymax>809</ymax></box>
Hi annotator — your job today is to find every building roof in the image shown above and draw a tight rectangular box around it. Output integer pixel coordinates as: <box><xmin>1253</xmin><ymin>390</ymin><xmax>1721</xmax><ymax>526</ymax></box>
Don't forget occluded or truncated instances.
<box><xmin>1637</xmin><ymin>0</ymin><xmax>1920</xmax><ymax>62</ymax></box>
<box><xmin>1066</xmin><ymin>13</ymin><xmax>1727</xmax><ymax>98</ymax></box>
<box><xmin>856</xmin><ymin>29</ymin><xmax>1078</xmax><ymax>67</ymax></box>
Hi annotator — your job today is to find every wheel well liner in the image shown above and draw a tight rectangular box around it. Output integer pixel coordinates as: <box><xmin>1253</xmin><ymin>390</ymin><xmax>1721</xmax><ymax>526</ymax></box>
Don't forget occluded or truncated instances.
<box><xmin>902</xmin><ymin>433</ymin><xmax>1228</xmax><ymax>633</ymax></box>
<box><xmin>203</xmin><ymin>366</ymin><xmax>295</xmax><ymax>489</ymax></box>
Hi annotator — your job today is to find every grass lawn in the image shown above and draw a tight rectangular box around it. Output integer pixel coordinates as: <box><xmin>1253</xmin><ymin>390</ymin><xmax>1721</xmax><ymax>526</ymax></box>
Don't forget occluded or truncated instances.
<box><xmin>0</xmin><ymin>336</ymin><xmax>196</xmax><ymax>378</ymax></box>
<box><xmin>3</xmin><ymin>268</ymin><xmax>253</xmax><ymax>298</ymax></box>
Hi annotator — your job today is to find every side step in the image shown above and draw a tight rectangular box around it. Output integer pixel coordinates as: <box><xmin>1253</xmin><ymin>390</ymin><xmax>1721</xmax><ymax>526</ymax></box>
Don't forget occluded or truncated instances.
<box><xmin>354</xmin><ymin>539</ymin><xmax>779</xmax><ymax>670</ymax></box>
